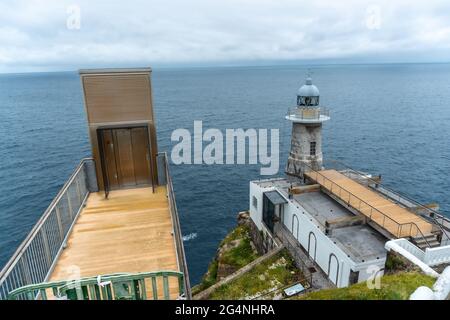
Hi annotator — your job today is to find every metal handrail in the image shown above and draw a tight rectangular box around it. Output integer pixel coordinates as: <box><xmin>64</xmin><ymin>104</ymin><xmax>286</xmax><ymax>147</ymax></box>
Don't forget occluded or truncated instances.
<box><xmin>302</xmin><ymin>167</ymin><xmax>432</xmax><ymax>247</ymax></box>
<box><xmin>160</xmin><ymin>152</ymin><xmax>191</xmax><ymax>299</ymax></box>
<box><xmin>0</xmin><ymin>158</ymin><xmax>95</xmax><ymax>300</ymax></box>
<box><xmin>326</xmin><ymin>159</ymin><xmax>450</xmax><ymax>243</ymax></box>
<box><xmin>7</xmin><ymin>271</ymin><xmax>184</xmax><ymax>300</ymax></box>
<box><xmin>286</xmin><ymin>107</ymin><xmax>330</xmax><ymax>120</ymax></box>
<box><xmin>348</xmin><ymin>169</ymin><xmax>450</xmax><ymax>242</ymax></box>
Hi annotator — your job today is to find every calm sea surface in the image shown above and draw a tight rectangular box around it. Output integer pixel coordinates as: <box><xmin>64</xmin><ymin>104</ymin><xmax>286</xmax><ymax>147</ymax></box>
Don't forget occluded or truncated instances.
<box><xmin>1</xmin><ymin>64</ymin><xmax>449</xmax><ymax>284</ymax></box>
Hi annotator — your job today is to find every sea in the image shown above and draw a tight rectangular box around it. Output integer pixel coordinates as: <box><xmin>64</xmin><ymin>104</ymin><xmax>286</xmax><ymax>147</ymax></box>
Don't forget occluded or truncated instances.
<box><xmin>0</xmin><ymin>63</ymin><xmax>449</xmax><ymax>284</ymax></box>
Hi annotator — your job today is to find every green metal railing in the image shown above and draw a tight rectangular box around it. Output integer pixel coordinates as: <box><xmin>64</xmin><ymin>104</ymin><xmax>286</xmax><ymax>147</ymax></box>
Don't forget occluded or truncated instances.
<box><xmin>8</xmin><ymin>271</ymin><xmax>184</xmax><ymax>300</ymax></box>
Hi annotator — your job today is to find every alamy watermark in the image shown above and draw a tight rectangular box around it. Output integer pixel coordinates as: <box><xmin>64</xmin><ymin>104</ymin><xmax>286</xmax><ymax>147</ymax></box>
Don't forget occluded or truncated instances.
<box><xmin>171</xmin><ymin>121</ymin><xmax>279</xmax><ymax>175</ymax></box>
<box><xmin>365</xmin><ymin>5</ymin><xmax>382</xmax><ymax>30</ymax></box>
<box><xmin>66</xmin><ymin>4</ymin><xmax>81</xmax><ymax>30</ymax></box>
<box><xmin>366</xmin><ymin>265</ymin><xmax>383</xmax><ymax>289</ymax></box>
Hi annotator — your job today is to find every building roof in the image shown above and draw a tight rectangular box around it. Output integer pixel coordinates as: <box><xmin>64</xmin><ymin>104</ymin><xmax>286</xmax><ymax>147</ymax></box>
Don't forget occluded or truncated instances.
<box><xmin>264</xmin><ymin>190</ymin><xmax>288</xmax><ymax>205</ymax></box>
<box><xmin>298</xmin><ymin>77</ymin><xmax>320</xmax><ymax>97</ymax></box>
<box><xmin>79</xmin><ymin>67</ymin><xmax>152</xmax><ymax>75</ymax></box>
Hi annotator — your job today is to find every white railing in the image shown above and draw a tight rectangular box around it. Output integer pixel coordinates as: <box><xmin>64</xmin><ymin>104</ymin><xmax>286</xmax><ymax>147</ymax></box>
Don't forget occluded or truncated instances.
<box><xmin>424</xmin><ymin>246</ymin><xmax>450</xmax><ymax>266</ymax></box>
<box><xmin>286</xmin><ymin>107</ymin><xmax>330</xmax><ymax>120</ymax></box>
<box><xmin>0</xmin><ymin>158</ymin><xmax>97</xmax><ymax>300</ymax></box>
<box><xmin>387</xmin><ymin>239</ymin><xmax>450</xmax><ymax>267</ymax></box>
<box><xmin>389</xmin><ymin>239</ymin><xmax>425</xmax><ymax>261</ymax></box>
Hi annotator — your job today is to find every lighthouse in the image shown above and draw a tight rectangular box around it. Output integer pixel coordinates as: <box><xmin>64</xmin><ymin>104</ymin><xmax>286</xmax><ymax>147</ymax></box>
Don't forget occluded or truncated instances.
<box><xmin>286</xmin><ymin>76</ymin><xmax>330</xmax><ymax>177</ymax></box>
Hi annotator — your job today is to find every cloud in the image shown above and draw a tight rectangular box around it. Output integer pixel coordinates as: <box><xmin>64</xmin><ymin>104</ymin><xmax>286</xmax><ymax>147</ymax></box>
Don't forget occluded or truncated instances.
<box><xmin>1</xmin><ymin>0</ymin><xmax>450</xmax><ymax>72</ymax></box>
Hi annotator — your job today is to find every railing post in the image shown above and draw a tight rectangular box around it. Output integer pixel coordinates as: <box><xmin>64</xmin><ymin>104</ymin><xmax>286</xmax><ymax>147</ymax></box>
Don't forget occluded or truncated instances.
<box><xmin>40</xmin><ymin>228</ymin><xmax>52</xmax><ymax>270</ymax></box>
<box><xmin>20</xmin><ymin>255</ymin><xmax>32</xmax><ymax>286</ymax></box>
<box><xmin>55</xmin><ymin>207</ymin><xmax>64</xmax><ymax>241</ymax></box>
<box><xmin>151</xmin><ymin>277</ymin><xmax>158</xmax><ymax>300</ymax></box>
<box><xmin>75</xmin><ymin>176</ymin><xmax>82</xmax><ymax>206</ymax></box>
<box><xmin>66</xmin><ymin>191</ymin><xmax>74</xmax><ymax>222</ymax></box>
<box><xmin>178</xmin><ymin>275</ymin><xmax>185</xmax><ymax>297</ymax></box>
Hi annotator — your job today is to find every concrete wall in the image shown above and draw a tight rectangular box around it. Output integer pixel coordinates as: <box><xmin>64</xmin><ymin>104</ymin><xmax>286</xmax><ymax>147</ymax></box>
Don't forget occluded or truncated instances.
<box><xmin>249</xmin><ymin>181</ymin><xmax>385</xmax><ymax>288</ymax></box>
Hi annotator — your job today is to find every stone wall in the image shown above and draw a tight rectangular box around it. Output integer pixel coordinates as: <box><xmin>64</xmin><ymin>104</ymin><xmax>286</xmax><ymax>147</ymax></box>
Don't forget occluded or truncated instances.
<box><xmin>238</xmin><ymin>211</ymin><xmax>277</xmax><ymax>255</ymax></box>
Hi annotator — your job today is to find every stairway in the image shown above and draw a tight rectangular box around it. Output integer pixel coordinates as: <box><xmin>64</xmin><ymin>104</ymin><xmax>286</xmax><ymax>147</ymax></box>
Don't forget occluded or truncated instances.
<box><xmin>411</xmin><ymin>234</ymin><xmax>441</xmax><ymax>250</ymax></box>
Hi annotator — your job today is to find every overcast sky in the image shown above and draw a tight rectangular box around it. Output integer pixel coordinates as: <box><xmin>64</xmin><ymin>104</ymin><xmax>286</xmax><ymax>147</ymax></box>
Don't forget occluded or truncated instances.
<box><xmin>1</xmin><ymin>0</ymin><xmax>450</xmax><ymax>72</ymax></box>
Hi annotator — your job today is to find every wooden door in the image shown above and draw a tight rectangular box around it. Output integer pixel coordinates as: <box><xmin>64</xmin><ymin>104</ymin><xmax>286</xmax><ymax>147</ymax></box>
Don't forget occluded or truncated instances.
<box><xmin>101</xmin><ymin>129</ymin><xmax>119</xmax><ymax>190</ymax></box>
<box><xmin>114</xmin><ymin>128</ymin><xmax>136</xmax><ymax>187</ymax></box>
<box><xmin>130</xmin><ymin>127</ymin><xmax>152</xmax><ymax>185</ymax></box>
<box><xmin>99</xmin><ymin>127</ymin><xmax>152</xmax><ymax>191</ymax></box>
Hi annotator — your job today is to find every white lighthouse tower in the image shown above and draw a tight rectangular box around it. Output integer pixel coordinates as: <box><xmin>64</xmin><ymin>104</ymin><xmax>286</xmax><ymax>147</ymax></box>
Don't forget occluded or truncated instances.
<box><xmin>286</xmin><ymin>76</ymin><xmax>330</xmax><ymax>177</ymax></box>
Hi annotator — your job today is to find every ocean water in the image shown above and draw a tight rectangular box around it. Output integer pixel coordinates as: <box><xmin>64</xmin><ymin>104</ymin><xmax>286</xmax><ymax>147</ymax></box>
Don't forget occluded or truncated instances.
<box><xmin>0</xmin><ymin>64</ymin><xmax>449</xmax><ymax>285</ymax></box>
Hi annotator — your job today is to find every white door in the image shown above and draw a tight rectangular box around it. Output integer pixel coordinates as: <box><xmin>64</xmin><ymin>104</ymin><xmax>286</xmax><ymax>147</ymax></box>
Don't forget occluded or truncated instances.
<box><xmin>308</xmin><ymin>232</ymin><xmax>317</xmax><ymax>261</ymax></box>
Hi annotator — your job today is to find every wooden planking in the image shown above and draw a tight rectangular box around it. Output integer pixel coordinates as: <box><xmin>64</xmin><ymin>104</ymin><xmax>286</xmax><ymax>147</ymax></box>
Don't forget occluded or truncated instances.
<box><xmin>49</xmin><ymin>186</ymin><xmax>180</xmax><ymax>299</ymax></box>
<box><xmin>305</xmin><ymin>169</ymin><xmax>434</xmax><ymax>238</ymax></box>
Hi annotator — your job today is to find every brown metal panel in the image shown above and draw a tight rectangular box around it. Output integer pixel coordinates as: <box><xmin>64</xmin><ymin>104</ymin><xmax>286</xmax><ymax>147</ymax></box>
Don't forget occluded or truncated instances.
<box><xmin>131</xmin><ymin>127</ymin><xmax>152</xmax><ymax>185</ymax></box>
<box><xmin>114</xmin><ymin>129</ymin><xmax>136</xmax><ymax>187</ymax></box>
<box><xmin>79</xmin><ymin>68</ymin><xmax>159</xmax><ymax>191</ymax></box>
<box><xmin>82</xmin><ymin>74</ymin><xmax>153</xmax><ymax>124</ymax></box>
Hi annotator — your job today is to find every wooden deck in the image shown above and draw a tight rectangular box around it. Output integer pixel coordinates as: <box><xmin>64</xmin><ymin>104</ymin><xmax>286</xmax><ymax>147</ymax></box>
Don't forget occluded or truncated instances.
<box><xmin>49</xmin><ymin>186</ymin><xmax>180</xmax><ymax>299</ymax></box>
<box><xmin>305</xmin><ymin>170</ymin><xmax>434</xmax><ymax>238</ymax></box>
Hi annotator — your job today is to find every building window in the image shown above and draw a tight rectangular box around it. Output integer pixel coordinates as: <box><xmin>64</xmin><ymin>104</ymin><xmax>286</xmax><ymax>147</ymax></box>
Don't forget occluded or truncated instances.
<box><xmin>310</xmin><ymin>141</ymin><xmax>316</xmax><ymax>156</ymax></box>
<box><xmin>252</xmin><ymin>196</ymin><xmax>258</xmax><ymax>209</ymax></box>
<box><xmin>349</xmin><ymin>270</ymin><xmax>359</xmax><ymax>285</ymax></box>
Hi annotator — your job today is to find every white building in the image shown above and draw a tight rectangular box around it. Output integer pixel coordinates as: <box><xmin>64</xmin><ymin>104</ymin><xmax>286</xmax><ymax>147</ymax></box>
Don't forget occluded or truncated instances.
<box><xmin>248</xmin><ymin>76</ymin><xmax>450</xmax><ymax>288</ymax></box>
<box><xmin>249</xmin><ymin>179</ymin><xmax>387</xmax><ymax>288</ymax></box>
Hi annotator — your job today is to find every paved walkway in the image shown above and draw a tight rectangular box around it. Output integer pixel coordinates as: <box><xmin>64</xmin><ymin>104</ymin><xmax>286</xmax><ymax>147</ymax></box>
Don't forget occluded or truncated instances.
<box><xmin>275</xmin><ymin>224</ymin><xmax>334</xmax><ymax>290</ymax></box>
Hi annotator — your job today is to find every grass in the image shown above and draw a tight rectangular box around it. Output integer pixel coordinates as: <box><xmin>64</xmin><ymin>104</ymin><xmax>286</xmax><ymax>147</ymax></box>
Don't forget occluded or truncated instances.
<box><xmin>219</xmin><ymin>225</ymin><xmax>259</xmax><ymax>269</ymax></box>
<box><xmin>296</xmin><ymin>272</ymin><xmax>435</xmax><ymax>300</ymax></box>
<box><xmin>191</xmin><ymin>224</ymin><xmax>259</xmax><ymax>296</ymax></box>
<box><xmin>385</xmin><ymin>252</ymin><xmax>411</xmax><ymax>273</ymax></box>
<box><xmin>209</xmin><ymin>249</ymin><xmax>305</xmax><ymax>300</ymax></box>
<box><xmin>191</xmin><ymin>260</ymin><xmax>219</xmax><ymax>296</ymax></box>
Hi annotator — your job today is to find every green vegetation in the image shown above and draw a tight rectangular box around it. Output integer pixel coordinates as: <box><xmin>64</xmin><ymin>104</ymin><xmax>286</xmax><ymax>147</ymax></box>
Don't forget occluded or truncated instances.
<box><xmin>191</xmin><ymin>260</ymin><xmax>219</xmax><ymax>296</ymax></box>
<box><xmin>209</xmin><ymin>249</ymin><xmax>306</xmax><ymax>300</ymax></box>
<box><xmin>297</xmin><ymin>272</ymin><xmax>435</xmax><ymax>300</ymax></box>
<box><xmin>192</xmin><ymin>224</ymin><xmax>259</xmax><ymax>296</ymax></box>
<box><xmin>385</xmin><ymin>252</ymin><xmax>412</xmax><ymax>274</ymax></box>
<box><xmin>218</xmin><ymin>224</ymin><xmax>259</xmax><ymax>269</ymax></box>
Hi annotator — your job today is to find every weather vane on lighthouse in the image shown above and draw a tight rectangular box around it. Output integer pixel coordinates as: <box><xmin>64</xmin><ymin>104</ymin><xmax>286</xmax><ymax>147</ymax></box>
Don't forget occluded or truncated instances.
<box><xmin>286</xmin><ymin>73</ymin><xmax>330</xmax><ymax>177</ymax></box>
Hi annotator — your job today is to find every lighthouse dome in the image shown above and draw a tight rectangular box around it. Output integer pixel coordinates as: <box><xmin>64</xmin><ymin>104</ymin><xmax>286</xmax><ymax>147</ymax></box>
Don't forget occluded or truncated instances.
<box><xmin>297</xmin><ymin>77</ymin><xmax>320</xmax><ymax>106</ymax></box>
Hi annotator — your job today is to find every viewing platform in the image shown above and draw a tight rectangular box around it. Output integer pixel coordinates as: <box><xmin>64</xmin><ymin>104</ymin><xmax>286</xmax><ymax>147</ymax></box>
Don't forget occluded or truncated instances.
<box><xmin>304</xmin><ymin>169</ymin><xmax>435</xmax><ymax>239</ymax></box>
<box><xmin>49</xmin><ymin>186</ymin><xmax>180</xmax><ymax>299</ymax></box>
<box><xmin>1</xmin><ymin>154</ymin><xmax>190</xmax><ymax>300</ymax></box>
<box><xmin>0</xmin><ymin>69</ymin><xmax>190</xmax><ymax>300</ymax></box>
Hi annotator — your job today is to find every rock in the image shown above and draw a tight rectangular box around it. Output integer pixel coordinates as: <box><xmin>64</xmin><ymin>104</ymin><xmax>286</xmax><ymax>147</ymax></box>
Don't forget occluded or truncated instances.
<box><xmin>237</xmin><ymin>211</ymin><xmax>250</xmax><ymax>225</ymax></box>
<box><xmin>216</xmin><ymin>239</ymin><xmax>242</xmax><ymax>280</ymax></box>
<box><xmin>217</xmin><ymin>263</ymin><xmax>239</xmax><ymax>280</ymax></box>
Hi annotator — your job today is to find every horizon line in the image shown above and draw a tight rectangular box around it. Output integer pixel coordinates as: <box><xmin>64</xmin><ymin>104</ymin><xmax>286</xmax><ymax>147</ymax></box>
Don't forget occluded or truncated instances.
<box><xmin>1</xmin><ymin>60</ymin><xmax>450</xmax><ymax>76</ymax></box>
